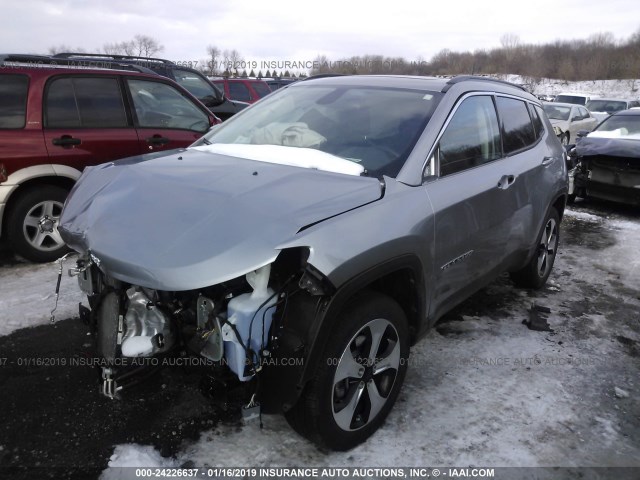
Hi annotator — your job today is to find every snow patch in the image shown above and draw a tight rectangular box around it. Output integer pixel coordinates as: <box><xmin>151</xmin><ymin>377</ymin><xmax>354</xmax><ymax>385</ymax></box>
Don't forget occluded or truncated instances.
<box><xmin>564</xmin><ymin>209</ymin><xmax>602</xmax><ymax>222</ymax></box>
<box><xmin>100</xmin><ymin>444</ymin><xmax>177</xmax><ymax>480</ymax></box>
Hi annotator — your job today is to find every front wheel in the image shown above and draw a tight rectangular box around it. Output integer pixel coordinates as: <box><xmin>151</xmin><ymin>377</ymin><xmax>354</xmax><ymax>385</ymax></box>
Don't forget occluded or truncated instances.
<box><xmin>510</xmin><ymin>208</ymin><xmax>560</xmax><ymax>289</ymax></box>
<box><xmin>6</xmin><ymin>185</ymin><xmax>70</xmax><ymax>262</ymax></box>
<box><xmin>285</xmin><ymin>292</ymin><xmax>409</xmax><ymax>450</ymax></box>
<box><xmin>561</xmin><ymin>132</ymin><xmax>570</xmax><ymax>146</ymax></box>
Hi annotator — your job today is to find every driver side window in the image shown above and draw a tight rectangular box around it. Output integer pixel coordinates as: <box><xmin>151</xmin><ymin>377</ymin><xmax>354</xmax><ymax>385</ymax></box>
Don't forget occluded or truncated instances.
<box><xmin>127</xmin><ymin>79</ymin><xmax>209</xmax><ymax>132</ymax></box>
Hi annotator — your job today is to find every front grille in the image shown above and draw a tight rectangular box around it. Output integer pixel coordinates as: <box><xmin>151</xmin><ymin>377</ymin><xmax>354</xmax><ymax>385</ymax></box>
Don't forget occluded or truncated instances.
<box><xmin>588</xmin><ymin>155</ymin><xmax>640</xmax><ymax>173</ymax></box>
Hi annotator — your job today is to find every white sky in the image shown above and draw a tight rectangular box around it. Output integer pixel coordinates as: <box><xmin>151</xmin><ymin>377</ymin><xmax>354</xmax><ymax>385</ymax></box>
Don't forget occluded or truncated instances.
<box><xmin>4</xmin><ymin>0</ymin><xmax>638</xmax><ymax>73</ymax></box>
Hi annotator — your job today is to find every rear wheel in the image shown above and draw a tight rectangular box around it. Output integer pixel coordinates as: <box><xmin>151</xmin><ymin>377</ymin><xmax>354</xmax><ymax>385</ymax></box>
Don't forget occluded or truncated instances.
<box><xmin>285</xmin><ymin>292</ymin><xmax>409</xmax><ymax>450</ymax></box>
<box><xmin>510</xmin><ymin>208</ymin><xmax>560</xmax><ymax>289</ymax></box>
<box><xmin>6</xmin><ymin>185</ymin><xmax>69</xmax><ymax>262</ymax></box>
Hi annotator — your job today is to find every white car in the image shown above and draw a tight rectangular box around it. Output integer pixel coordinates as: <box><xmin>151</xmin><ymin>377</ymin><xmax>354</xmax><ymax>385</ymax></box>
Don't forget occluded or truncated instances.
<box><xmin>586</xmin><ymin>98</ymin><xmax>640</xmax><ymax>123</ymax></box>
<box><xmin>543</xmin><ymin>102</ymin><xmax>598</xmax><ymax>144</ymax></box>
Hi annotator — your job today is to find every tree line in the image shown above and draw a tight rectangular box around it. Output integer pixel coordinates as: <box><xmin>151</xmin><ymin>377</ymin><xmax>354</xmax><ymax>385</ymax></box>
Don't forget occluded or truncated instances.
<box><xmin>310</xmin><ymin>29</ymin><xmax>640</xmax><ymax>81</ymax></box>
<box><xmin>47</xmin><ymin>28</ymin><xmax>640</xmax><ymax>81</ymax></box>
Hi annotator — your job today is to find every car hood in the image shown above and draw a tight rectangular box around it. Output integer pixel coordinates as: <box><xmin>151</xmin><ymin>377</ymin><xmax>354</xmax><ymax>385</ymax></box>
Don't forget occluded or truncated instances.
<box><xmin>576</xmin><ymin>133</ymin><xmax>640</xmax><ymax>159</ymax></box>
<box><xmin>59</xmin><ymin>148</ymin><xmax>383</xmax><ymax>291</ymax></box>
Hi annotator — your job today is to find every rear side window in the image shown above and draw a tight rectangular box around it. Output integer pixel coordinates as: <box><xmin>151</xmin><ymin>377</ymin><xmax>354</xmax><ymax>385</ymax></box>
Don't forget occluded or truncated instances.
<box><xmin>251</xmin><ymin>81</ymin><xmax>271</xmax><ymax>98</ymax></box>
<box><xmin>0</xmin><ymin>74</ymin><xmax>29</xmax><ymax>129</ymax></box>
<box><xmin>529</xmin><ymin>104</ymin><xmax>545</xmax><ymax>140</ymax></box>
<box><xmin>46</xmin><ymin>77</ymin><xmax>128</xmax><ymax>128</ymax></box>
<box><xmin>496</xmin><ymin>97</ymin><xmax>536</xmax><ymax>154</ymax></box>
<box><xmin>228</xmin><ymin>82</ymin><xmax>252</xmax><ymax>102</ymax></box>
<box><xmin>439</xmin><ymin>95</ymin><xmax>501</xmax><ymax>176</ymax></box>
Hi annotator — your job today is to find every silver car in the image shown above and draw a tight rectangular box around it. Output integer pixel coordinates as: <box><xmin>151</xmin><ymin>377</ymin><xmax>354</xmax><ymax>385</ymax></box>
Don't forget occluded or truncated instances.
<box><xmin>543</xmin><ymin>102</ymin><xmax>598</xmax><ymax>144</ymax></box>
<box><xmin>59</xmin><ymin>75</ymin><xmax>568</xmax><ymax>450</ymax></box>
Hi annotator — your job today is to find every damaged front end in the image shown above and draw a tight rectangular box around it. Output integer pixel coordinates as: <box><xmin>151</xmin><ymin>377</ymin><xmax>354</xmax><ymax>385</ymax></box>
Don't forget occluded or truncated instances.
<box><xmin>570</xmin><ymin>135</ymin><xmax>640</xmax><ymax>206</ymax></box>
<box><xmin>72</xmin><ymin>247</ymin><xmax>316</xmax><ymax>409</ymax></box>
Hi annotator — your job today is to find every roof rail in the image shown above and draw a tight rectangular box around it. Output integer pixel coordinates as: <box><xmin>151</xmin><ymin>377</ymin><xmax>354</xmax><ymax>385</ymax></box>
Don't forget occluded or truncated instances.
<box><xmin>442</xmin><ymin>75</ymin><xmax>525</xmax><ymax>92</ymax></box>
<box><xmin>303</xmin><ymin>73</ymin><xmax>347</xmax><ymax>81</ymax></box>
<box><xmin>0</xmin><ymin>53</ymin><xmax>151</xmax><ymax>73</ymax></box>
<box><xmin>53</xmin><ymin>52</ymin><xmax>175</xmax><ymax>66</ymax></box>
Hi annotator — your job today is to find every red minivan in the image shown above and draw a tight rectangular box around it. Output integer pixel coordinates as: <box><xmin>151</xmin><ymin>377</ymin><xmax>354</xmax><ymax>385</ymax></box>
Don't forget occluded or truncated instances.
<box><xmin>0</xmin><ymin>58</ymin><xmax>217</xmax><ymax>262</ymax></box>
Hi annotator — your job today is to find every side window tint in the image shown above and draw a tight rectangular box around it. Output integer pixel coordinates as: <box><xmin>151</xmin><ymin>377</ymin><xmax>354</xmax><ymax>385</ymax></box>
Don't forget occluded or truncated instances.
<box><xmin>127</xmin><ymin>79</ymin><xmax>209</xmax><ymax>132</ymax></box>
<box><xmin>496</xmin><ymin>97</ymin><xmax>536</xmax><ymax>154</ymax></box>
<box><xmin>74</xmin><ymin>78</ymin><xmax>127</xmax><ymax>128</ymax></box>
<box><xmin>46</xmin><ymin>78</ymin><xmax>81</xmax><ymax>128</ymax></box>
<box><xmin>46</xmin><ymin>77</ymin><xmax>127</xmax><ymax>128</ymax></box>
<box><xmin>0</xmin><ymin>74</ymin><xmax>29</xmax><ymax>129</ymax></box>
<box><xmin>439</xmin><ymin>96</ymin><xmax>501</xmax><ymax>176</ymax></box>
<box><xmin>228</xmin><ymin>82</ymin><xmax>252</xmax><ymax>102</ymax></box>
<box><xmin>529</xmin><ymin>104</ymin><xmax>545</xmax><ymax>140</ymax></box>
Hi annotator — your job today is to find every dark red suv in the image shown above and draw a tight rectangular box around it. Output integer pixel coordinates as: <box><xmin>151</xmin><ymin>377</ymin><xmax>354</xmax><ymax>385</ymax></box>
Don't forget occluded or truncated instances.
<box><xmin>0</xmin><ymin>58</ymin><xmax>217</xmax><ymax>262</ymax></box>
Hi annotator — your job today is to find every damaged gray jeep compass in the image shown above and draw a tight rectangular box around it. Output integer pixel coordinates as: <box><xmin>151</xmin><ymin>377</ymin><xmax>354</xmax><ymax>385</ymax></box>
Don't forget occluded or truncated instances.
<box><xmin>59</xmin><ymin>75</ymin><xmax>568</xmax><ymax>450</ymax></box>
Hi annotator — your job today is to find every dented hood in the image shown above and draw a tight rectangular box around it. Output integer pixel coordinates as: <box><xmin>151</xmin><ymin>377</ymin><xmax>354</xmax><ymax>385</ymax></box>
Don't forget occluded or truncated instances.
<box><xmin>59</xmin><ymin>148</ymin><xmax>383</xmax><ymax>291</ymax></box>
<box><xmin>576</xmin><ymin>133</ymin><xmax>640</xmax><ymax>159</ymax></box>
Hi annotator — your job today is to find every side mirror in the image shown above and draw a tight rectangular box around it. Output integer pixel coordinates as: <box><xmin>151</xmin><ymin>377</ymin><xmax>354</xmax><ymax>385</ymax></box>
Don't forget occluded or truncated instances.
<box><xmin>576</xmin><ymin>130</ymin><xmax>589</xmax><ymax>138</ymax></box>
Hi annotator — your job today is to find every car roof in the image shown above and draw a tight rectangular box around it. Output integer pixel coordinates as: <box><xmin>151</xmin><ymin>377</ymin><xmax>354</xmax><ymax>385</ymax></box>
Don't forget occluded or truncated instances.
<box><xmin>555</xmin><ymin>92</ymin><xmax>597</xmax><ymax>97</ymax></box>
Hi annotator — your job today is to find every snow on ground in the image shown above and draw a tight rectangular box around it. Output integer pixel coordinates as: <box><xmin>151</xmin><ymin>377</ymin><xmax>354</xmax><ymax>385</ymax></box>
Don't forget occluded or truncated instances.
<box><xmin>0</xmin><ymin>257</ymin><xmax>83</xmax><ymax>337</ymax></box>
<box><xmin>99</xmin><ymin>209</ymin><xmax>640</xmax><ymax>475</ymax></box>
<box><xmin>1</xmin><ymin>208</ymin><xmax>637</xmax><ymax>475</ymax></box>
<box><xmin>499</xmin><ymin>74</ymin><xmax>640</xmax><ymax>99</ymax></box>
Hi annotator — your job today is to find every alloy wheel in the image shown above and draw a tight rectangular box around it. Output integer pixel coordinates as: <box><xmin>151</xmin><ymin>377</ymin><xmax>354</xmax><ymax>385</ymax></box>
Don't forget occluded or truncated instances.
<box><xmin>22</xmin><ymin>200</ymin><xmax>65</xmax><ymax>252</ymax></box>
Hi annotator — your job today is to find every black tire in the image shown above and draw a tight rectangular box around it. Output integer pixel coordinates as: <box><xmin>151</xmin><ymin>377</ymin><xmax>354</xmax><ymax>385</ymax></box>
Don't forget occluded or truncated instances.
<box><xmin>285</xmin><ymin>291</ymin><xmax>409</xmax><ymax>450</ymax></box>
<box><xmin>561</xmin><ymin>132</ymin><xmax>570</xmax><ymax>146</ymax></box>
<box><xmin>510</xmin><ymin>208</ymin><xmax>560</xmax><ymax>289</ymax></box>
<box><xmin>6</xmin><ymin>185</ymin><xmax>70</xmax><ymax>263</ymax></box>
<box><xmin>567</xmin><ymin>193</ymin><xmax>576</xmax><ymax>204</ymax></box>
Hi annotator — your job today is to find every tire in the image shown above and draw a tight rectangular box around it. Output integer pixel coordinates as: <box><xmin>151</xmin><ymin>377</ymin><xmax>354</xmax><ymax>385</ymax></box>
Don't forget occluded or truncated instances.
<box><xmin>561</xmin><ymin>132</ymin><xmax>570</xmax><ymax>146</ymax></box>
<box><xmin>510</xmin><ymin>208</ymin><xmax>560</xmax><ymax>289</ymax></box>
<box><xmin>285</xmin><ymin>291</ymin><xmax>409</xmax><ymax>450</ymax></box>
<box><xmin>567</xmin><ymin>193</ymin><xmax>576</xmax><ymax>204</ymax></box>
<box><xmin>6</xmin><ymin>185</ymin><xmax>70</xmax><ymax>263</ymax></box>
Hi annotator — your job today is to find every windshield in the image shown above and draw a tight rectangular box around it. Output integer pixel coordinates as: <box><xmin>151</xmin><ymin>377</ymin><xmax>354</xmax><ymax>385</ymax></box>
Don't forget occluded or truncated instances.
<box><xmin>195</xmin><ymin>82</ymin><xmax>442</xmax><ymax>178</ymax></box>
<box><xmin>592</xmin><ymin>114</ymin><xmax>640</xmax><ymax>137</ymax></box>
<box><xmin>173</xmin><ymin>68</ymin><xmax>221</xmax><ymax>106</ymax></box>
<box><xmin>554</xmin><ymin>95</ymin><xmax>587</xmax><ymax>105</ymax></box>
<box><xmin>543</xmin><ymin>104</ymin><xmax>571</xmax><ymax>121</ymax></box>
<box><xmin>586</xmin><ymin>100</ymin><xmax>627</xmax><ymax>113</ymax></box>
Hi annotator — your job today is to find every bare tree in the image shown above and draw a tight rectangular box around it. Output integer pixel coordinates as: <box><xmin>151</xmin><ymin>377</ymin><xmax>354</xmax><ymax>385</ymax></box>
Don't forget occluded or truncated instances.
<box><xmin>206</xmin><ymin>45</ymin><xmax>221</xmax><ymax>75</ymax></box>
<box><xmin>102</xmin><ymin>35</ymin><xmax>164</xmax><ymax>57</ymax></box>
<box><xmin>48</xmin><ymin>44</ymin><xmax>86</xmax><ymax>55</ymax></box>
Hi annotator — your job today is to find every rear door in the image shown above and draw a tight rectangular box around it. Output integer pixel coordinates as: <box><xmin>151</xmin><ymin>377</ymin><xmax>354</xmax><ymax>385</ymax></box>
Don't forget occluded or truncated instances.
<box><xmin>43</xmin><ymin>75</ymin><xmax>141</xmax><ymax>169</ymax></box>
<box><xmin>125</xmin><ymin>78</ymin><xmax>210</xmax><ymax>153</ymax></box>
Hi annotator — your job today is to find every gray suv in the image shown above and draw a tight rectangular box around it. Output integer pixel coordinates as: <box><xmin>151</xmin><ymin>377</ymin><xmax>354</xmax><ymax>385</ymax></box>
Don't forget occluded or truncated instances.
<box><xmin>59</xmin><ymin>75</ymin><xmax>568</xmax><ymax>450</ymax></box>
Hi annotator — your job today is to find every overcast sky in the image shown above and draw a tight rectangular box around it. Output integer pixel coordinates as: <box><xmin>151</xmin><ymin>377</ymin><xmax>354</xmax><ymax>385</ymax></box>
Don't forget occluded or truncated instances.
<box><xmin>4</xmin><ymin>0</ymin><xmax>638</xmax><ymax>73</ymax></box>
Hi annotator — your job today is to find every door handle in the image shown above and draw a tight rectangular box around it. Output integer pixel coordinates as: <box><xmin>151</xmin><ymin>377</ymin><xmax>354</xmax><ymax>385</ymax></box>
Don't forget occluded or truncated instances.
<box><xmin>497</xmin><ymin>175</ymin><xmax>515</xmax><ymax>190</ymax></box>
<box><xmin>52</xmin><ymin>135</ymin><xmax>81</xmax><ymax>147</ymax></box>
<box><xmin>542</xmin><ymin>156</ymin><xmax>555</xmax><ymax>167</ymax></box>
<box><xmin>146</xmin><ymin>135</ymin><xmax>170</xmax><ymax>146</ymax></box>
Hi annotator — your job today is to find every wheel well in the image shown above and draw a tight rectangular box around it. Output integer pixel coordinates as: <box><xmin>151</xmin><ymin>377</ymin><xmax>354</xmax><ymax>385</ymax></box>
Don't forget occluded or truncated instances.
<box><xmin>366</xmin><ymin>268</ymin><xmax>421</xmax><ymax>343</ymax></box>
<box><xmin>2</xmin><ymin>176</ymin><xmax>75</xmax><ymax>236</ymax></box>
<box><xmin>552</xmin><ymin>195</ymin><xmax>566</xmax><ymax>222</ymax></box>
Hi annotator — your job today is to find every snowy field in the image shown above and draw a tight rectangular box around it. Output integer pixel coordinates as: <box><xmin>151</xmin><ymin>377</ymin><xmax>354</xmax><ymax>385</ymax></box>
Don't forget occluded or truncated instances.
<box><xmin>0</xmin><ymin>200</ymin><xmax>639</xmax><ymax>479</ymax></box>
<box><xmin>500</xmin><ymin>74</ymin><xmax>640</xmax><ymax>100</ymax></box>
